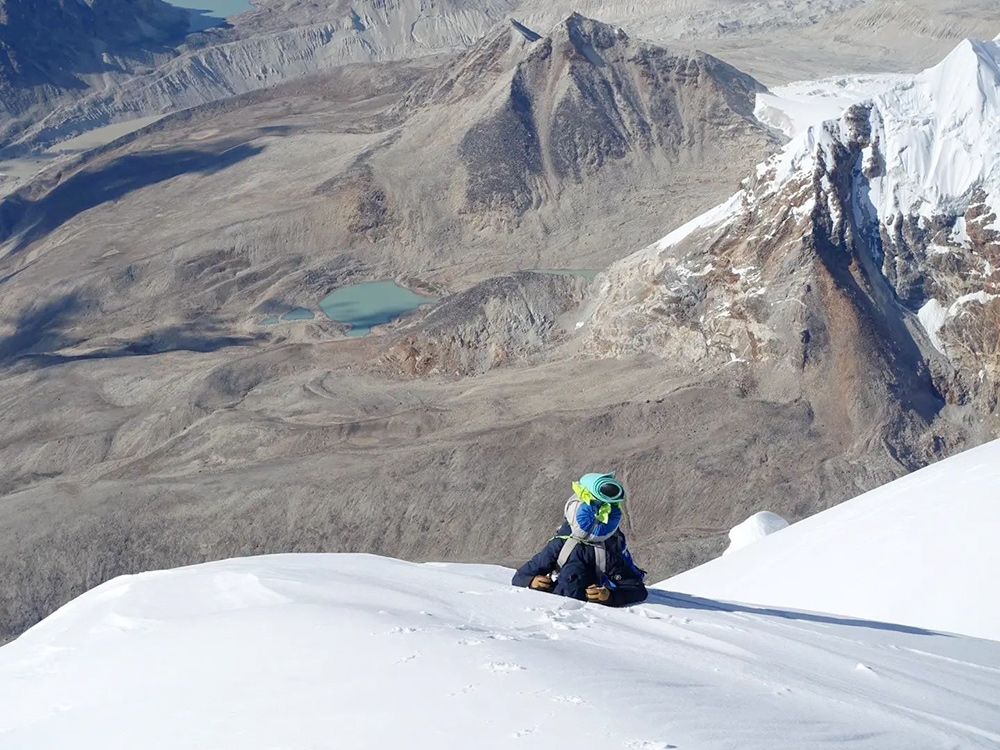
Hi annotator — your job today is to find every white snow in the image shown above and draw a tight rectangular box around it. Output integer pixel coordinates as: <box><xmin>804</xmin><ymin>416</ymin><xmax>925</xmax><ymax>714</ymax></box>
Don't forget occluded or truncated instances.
<box><xmin>867</xmin><ymin>39</ymin><xmax>1000</xmax><ymax>222</ymax></box>
<box><xmin>918</xmin><ymin>292</ymin><xmax>999</xmax><ymax>354</ymax></box>
<box><xmin>754</xmin><ymin>75</ymin><xmax>904</xmax><ymax>138</ymax></box>
<box><xmin>918</xmin><ymin>298</ymin><xmax>949</xmax><ymax>352</ymax></box>
<box><xmin>724</xmin><ymin>511</ymin><xmax>789</xmax><ymax>555</ymax></box>
<box><xmin>752</xmin><ymin>37</ymin><xmax>1000</xmax><ymax>230</ymax></box>
<box><xmin>3</xmin><ymin>552</ymin><xmax>1000</xmax><ymax>749</ymax></box>
<box><xmin>666</xmin><ymin>438</ymin><xmax>1000</xmax><ymax>643</ymax></box>
<box><xmin>652</xmin><ymin>191</ymin><xmax>745</xmax><ymax>253</ymax></box>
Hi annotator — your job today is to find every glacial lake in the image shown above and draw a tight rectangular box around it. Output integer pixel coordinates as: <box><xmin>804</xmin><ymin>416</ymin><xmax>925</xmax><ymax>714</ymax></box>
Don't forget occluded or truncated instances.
<box><xmin>167</xmin><ymin>0</ymin><xmax>252</xmax><ymax>17</ymax></box>
<box><xmin>167</xmin><ymin>0</ymin><xmax>253</xmax><ymax>31</ymax></box>
<box><xmin>282</xmin><ymin>307</ymin><xmax>315</xmax><ymax>321</ymax></box>
<box><xmin>319</xmin><ymin>281</ymin><xmax>438</xmax><ymax>338</ymax></box>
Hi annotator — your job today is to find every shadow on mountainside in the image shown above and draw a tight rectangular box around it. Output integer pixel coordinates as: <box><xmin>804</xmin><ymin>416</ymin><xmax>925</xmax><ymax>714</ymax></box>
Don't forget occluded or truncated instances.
<box><xmin>648</xmin><ymin>590</ymin><xmax>945</xmax><ymax>637</ymax></box>
<box><xmin>0</xmin><ymin>292</ymin><xmax>262</xmax><ymax>369</ymax></box>
<box><xmin>0</xmin><ymin>142</ymin><xmax>264</xmax><ymax>254</ymax></box>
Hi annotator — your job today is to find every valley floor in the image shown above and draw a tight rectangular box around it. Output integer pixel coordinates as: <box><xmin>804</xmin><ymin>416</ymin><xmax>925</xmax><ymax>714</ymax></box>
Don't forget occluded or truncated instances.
<box><xmin>2</xmin><ymin>554</ymin><xmax>998</xmax><ymax>749</ymax></box>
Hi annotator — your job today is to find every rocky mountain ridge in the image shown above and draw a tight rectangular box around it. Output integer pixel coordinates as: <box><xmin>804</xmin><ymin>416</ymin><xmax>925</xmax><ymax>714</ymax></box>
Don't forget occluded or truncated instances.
<box><xmin>580</xmin><ymin>36</ymin><xmax>1000</xmax><ymax>464</ymax></box>
<box><xmin>0</xmin><ymin>0</ymin><xmax>190</xmax><ymax>148</ymax></box>
<box><xmin>6</xmin><ymin>0</ymin><xmax>1000</xmax><ymax>156</ymax></box>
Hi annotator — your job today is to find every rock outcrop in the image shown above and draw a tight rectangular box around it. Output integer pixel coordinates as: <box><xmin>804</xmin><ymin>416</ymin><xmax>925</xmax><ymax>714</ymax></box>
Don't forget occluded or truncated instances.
<box><xmin>0</xmin><ymin>0</ymin><xmax>189</xmax><ymax>147</ymax></box>
<box><xmin>582</xmin><ymin>37</ymin><xmax>1000</xmax><ymax>466</ymax></box>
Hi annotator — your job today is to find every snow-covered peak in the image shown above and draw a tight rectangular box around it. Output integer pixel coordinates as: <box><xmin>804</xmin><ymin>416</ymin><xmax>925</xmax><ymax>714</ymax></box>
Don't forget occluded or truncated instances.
<box><xmin>920</xmin><ymin>38</ymin><xmax>1000</xmax><ymax>118</ymax></box>
<box><xmin>872</xmin><ymin>37</ymin><xmax>1000</xmax><ymax>219</ymax></box>
<box><xmin>583</xmin><ymin>36</ymin><xmax>1000</xmax><ymax>393</ymax></box>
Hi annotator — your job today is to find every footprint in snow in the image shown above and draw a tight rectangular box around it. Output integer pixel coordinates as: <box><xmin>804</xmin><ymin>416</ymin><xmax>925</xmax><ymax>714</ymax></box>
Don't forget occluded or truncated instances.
<box><xmin>387</xmin><ymin>626</ymin><xmax>420</xmax><ymax>634</ymax></box>
<box><xmin>552</xmin><ymin>695</ymin><xmax>585</xmax><ymax>705</ymax></box>
<box><xmin>486</xmin><ymin>633</ymin><xmax>517</xmax><ymax>641</ymax></box>
<box><xmin>511</xmin><ymin>728</ymin><xmax>536</xmax><ymax>739</ymax></box>
<box><xmin>625</xmin><ymin>741</ymin><xmax>677</xmax><ymax>749</ymax></box>
<box><xmin>544</xmin><ymin>609</ymin><xmax>594</xmax><ymax>630</ymax></box>
<box><xmin>485</xmin><ymin>661</ymin><xmax>526</xmax><ymax>673</ymax></box>
<box><xmin>457</xmin><ymin>638</ymin><xmax>483</xmax><ymax>646</ymax></box>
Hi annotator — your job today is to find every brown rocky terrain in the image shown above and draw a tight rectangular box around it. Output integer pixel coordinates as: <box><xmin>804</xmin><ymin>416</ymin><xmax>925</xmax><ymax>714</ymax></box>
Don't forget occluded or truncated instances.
<box><xmin>1</xmin><ymin>11</ymin><xmax>998</xmax><ymax>646</ymax></box>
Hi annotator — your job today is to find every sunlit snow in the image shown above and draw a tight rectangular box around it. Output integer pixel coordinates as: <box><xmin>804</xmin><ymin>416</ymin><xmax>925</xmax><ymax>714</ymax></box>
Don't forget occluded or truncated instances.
<box><xmin>667</xmin><ymin>439</ymin><xmax>1000</xmax><ymax>642</ymax></box>
<box><xmin>2</xmin><ymin>552</ymin><xmax>1000</xmax><ymax>749</ymax></box>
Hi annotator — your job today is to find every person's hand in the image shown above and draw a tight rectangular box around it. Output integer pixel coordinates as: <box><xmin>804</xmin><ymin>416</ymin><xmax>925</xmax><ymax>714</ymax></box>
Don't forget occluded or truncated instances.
<box><xmin>530</xmin><ymin>574</ymin><xmax>553</xmax><ymax>591</ymax></box>
<box><xmin>586</xmin><ymin>585</ymin><xmax>611</xmax><ymax>603</ymax></box>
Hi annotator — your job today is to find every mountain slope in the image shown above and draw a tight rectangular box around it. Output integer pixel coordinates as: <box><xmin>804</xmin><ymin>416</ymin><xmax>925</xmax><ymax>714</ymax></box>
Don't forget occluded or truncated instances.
<box><xmin>666</xmin><ymin>438</ymin><xmax>1000</xmax><ymax>641</ymax></box>
<box><xmin>349</xmin><ymin>13</ymin><xmax>779</xmax><ymax>271</ymax></box>
<box><xmin>2</xmin><ymin>553</ymin><xmax>999</xmax><ymax>748</ymax></box>
<box><xmin>0</xmin><ymin>0</ymin><xmax>189</xmax><ymax>146</ymax></box>
<box><xmin>581</xmin><ymin>36</ymin><xmax>1000</xmax><ymax>463</ymax></box>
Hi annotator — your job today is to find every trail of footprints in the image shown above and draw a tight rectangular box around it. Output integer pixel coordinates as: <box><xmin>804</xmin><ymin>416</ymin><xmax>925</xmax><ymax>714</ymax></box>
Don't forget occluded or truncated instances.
<box><xmin>379</xmin><ymin>594</ymin><xmax>675</xmax><ymax>747</ymax></box>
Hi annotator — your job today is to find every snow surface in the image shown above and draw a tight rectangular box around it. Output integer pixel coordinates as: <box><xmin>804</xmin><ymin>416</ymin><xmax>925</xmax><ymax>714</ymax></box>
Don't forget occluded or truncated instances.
<box><xmin>868</xmin><ymin>38</ymin><xmax>1000</xmax><ymax>223</ymax></box>
<box><xmin>754</xmin><ymin>75</ymin><xmax>904</xmax><ymax>138</ymax></box>
<box><xmin>2</xmin><ymin>553</ymin><xmax>1000</xmax><ymax>749</ymax></box>
<box><xmin>748</xmin><ymin>37</ymin><xmax>1000</xmax><ymax>227</ymax></box>
<box><xmin>667</xmin><ymin>439</ymin><xmax>1000</xmax><ymax>643</ymax></box>
<box><xmin>724</xmin><ymin>511</ymin><xmax>789</xmax><ymax>555</ymax></box>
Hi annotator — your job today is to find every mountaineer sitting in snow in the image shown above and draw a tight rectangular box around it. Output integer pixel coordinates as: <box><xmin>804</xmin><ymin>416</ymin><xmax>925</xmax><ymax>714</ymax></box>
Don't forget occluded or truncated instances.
<box><xmin>512</xmin><ymin>472</ymin><xmax>647</xmax><ymax>606</ymax></box>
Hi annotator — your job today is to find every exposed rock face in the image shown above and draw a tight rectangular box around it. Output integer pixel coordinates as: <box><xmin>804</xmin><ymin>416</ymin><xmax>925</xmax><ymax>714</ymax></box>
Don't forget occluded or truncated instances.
<box><xmin>0</xmin><ymin>0</ymin><xmax>188</xmax><ymax>145</ymax></box>
<box><xmin>439</xmin><ymin>14</ymin><xmax>771</xmax><ymax>218</ymax></box>
<box><xmin>339</xmin><ymin>15</ymin><xmax>779</xmax><ymax>271</ymax></box>
<box><xmin>383</xmin><ymin>272</ymin><xmax>587</xmax><ymax>376</ymax></box>
<box><xmin>583</xmin><ymin>38</ymin><xmax>1000</xmax><ymax>469</ymax></box>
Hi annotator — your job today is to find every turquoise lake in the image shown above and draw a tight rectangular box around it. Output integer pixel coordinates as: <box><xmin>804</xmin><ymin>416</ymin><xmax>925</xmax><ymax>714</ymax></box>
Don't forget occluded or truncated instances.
<box><xmin>319</xmin><ymin>281</ymin><xmax>438</xmax><ymax>337</ymax></box>
<box><xmin>167</xmin><ymin>0</ymin><xmax>252</xmax><ymax>18</ymax></box>
<box><xmin>281</xmin><ymin>308</ymin><xmax>315</xmax><ymax>321</ymax></box>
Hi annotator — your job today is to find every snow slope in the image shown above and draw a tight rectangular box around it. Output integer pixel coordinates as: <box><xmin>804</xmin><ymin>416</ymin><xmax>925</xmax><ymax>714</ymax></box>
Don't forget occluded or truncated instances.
<box><xmin>667</xmin><ymin>439</ymin><xmax>1000</xmax><ymax>642</ymax></box>
<box><xmin>2</xmin><ymin>554</ymin><xmax>1000</xmax><ymax>749</ymax></box>
<box><xmin>754</xmin><ymin>37</ymin><xmax>1000</xmax><ymax>221</ymax></box>
<box><xmin>753</xmin><ymin>74</ymin><xmax>904</xmax><ymax>138</ymax></box>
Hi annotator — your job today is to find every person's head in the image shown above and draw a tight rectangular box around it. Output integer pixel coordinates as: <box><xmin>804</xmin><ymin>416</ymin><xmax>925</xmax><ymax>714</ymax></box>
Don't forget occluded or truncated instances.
<box><xmin>565</xmin><ymin>471</ymin><xmax>626</xmax><ymax>540</ymax></box>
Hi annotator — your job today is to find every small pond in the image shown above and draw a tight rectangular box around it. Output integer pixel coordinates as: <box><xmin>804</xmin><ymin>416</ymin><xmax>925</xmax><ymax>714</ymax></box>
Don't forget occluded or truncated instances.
<box><xmin>260</xmin><ymin>307</ymin><xmax>315</xmax><ymax>325</ymax></box>
<box><xmin>282</xmin><ymin>307</ymin><xmax>315</xmax><ymax>321</ymax></box>
<box><xmin>319</xmin><ymin>280</ymin><xmax>438</xmax><ymax>338</ymax></box>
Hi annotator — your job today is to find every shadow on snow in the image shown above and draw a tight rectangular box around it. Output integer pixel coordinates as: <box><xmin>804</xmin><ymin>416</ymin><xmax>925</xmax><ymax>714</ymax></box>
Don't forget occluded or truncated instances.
<box><xmin>647</xmin><ymin>590</ymin><xmax>946</xmax><ymax>637</ymax></box>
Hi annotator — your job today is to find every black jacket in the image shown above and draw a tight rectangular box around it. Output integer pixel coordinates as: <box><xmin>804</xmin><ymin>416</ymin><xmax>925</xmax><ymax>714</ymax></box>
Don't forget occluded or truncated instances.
<box><xmin>511</xmin><ymin>522</ymin><xmax>648</xmax><ymax>607</ymax></box>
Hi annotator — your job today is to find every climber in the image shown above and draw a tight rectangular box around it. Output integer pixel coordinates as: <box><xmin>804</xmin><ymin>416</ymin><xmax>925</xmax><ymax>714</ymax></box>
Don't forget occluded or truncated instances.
<box><xmin>511</xmin><ymin>472</ymin><xmax>647</xmax><ymax>606</ymax></box>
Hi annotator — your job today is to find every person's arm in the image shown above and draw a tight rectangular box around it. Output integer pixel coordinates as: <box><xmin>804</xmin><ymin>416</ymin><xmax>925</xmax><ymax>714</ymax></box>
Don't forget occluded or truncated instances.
<box><xmin>511</xmin><ymin>534</ymin><xmax>564</xmax><ymax>588</ymax></box>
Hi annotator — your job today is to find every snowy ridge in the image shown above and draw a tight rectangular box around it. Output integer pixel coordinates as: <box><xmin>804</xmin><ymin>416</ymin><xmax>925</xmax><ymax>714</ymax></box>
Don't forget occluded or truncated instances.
<box><xmin>753</xmin><ymin>36</ymin><xmax>1000</xmax><ymax>226</ymax></box>
<box><xmin>587</xmin><ymin>35</ymin><xmax>1000</xmax><ymax>378</ymax></box>
<box><xmin>754</xmin><ymin>74</ymin><xmax>905</xmax><ymax>138</ymax></box>
<box><xmin>732</xmin><ymin>37</ymin><xmax>1000</xmax><ymax>234</ymax></box>
<box><xmin>2</xmin><ymin>553</ymin><xmax>1000</xmax><ymax>748</ymax></box>
<box><xmin>667</xmin><ymin>438</ymin><xmax>1000</xmax><ymax>642</ymax></box>
<box><xmin>870</xmin><ymin>38</ymin><xmax>1000</xmax><ymax>223</ymax></box>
